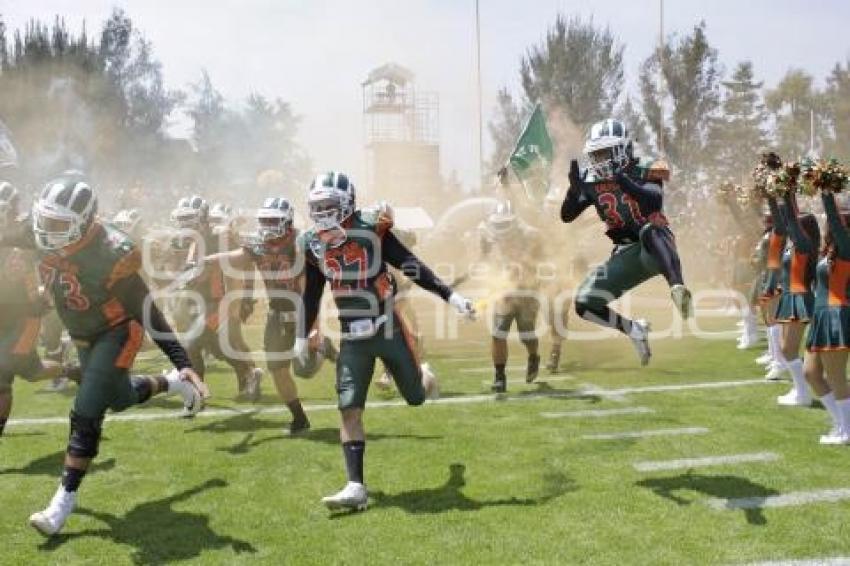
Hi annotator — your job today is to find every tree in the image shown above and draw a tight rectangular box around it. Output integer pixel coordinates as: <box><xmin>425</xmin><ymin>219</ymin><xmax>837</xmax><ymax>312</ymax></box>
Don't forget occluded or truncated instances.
<box><xmin>823</xmin><ymin>60</ymin><xmax>850</xmax><ymax>161</ymax></box>
<box><xmin>639</xmin><ymin>22</ymin><xmax>722</xmax><ymax>188</ymax></box>
<box><xmin>0</xmin><ymin>9</ymin><xmax>181</xmax><ymax>186</ymax></box>
<box><xmin>706</xmin><ymin>61</ymin><xmax>767</xmax><ymax>182</ymax></box>
<box><xmin>764</xmin><ymin>69</ymin><xmax>827</xmax><ymax>159</ymax></box>
<box><xmin>519</xmin><ymin>15</ymin><xmax>624</xmax><ymax>132</ymax></box>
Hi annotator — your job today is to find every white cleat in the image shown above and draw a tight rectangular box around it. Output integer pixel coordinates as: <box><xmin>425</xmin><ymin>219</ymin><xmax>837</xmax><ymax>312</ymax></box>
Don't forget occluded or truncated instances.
<box><xmin>777</xmin><ymin>388</ymin><xmax>813</xmax><ymax>407</ymax></box>
<box><xmin>819</xmin><ymin>427</ymin><xmax>850</xmax><ymax>445</ymax></box>
<box><xmin>421</xmin><ymin>362</ymin><xmax>439</xmax><ymax>400</ymax></box>
<box><xmin>755</xmin><ymin>352</ymin><xmax>772</xmax><ymax>366</ymax></box>
<box><xmin>375</xmin><ymin>371</ymin><xmax>393</xmax><ymax>391</ymax></box>
<box><xmin>764</xmin><ymin>361</ymin><xmax>787</xmax><ymax>382</ymax></box>
<box><xmin>629</xmin><ymin>319</ymin><xmax>652</xmax><ymax>366</ymax></box>
<box><xmin>321</xmin><ymin>481</ymin><xmax>368</xmax><ymax>511</ymax></box>
<box><xmin>670</xmin><ymin>285</ymin><xmax>693</xmax><ymax>319</ymax></box>
<box><xmin>29</xmin><ymin>487</ymin><xmax>76</xmax><ymax>536</ymax></box>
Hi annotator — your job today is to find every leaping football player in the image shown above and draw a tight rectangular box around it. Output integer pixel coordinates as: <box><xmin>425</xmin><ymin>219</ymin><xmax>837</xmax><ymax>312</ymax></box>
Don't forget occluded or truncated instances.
<box><xmin>561</xmin><ymin>119</ymin><xmax>692</xmax><ymax>365</ymax></box>
<box><xmin>297</xmin><ymin>171</ymin><xmax>475</xmax><ymax>511</ymax></box>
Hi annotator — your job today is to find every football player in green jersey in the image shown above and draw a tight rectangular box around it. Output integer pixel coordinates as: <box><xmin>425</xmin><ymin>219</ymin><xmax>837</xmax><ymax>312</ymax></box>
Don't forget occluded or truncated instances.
<box><xmin>297</xmin><ymin>171</ymin><xmax>474</xmax><ymax>511</ymax></box>
<box><xmin>561</xmin><ymin>119</ymin><xmax>691</xmax><ymax>366</ymax></box>
<box><xmin>21</xmin><ymin>173</ymin><xmax>207</xmax><ymax>536</ymax></box>
<box><xmin>478</xmin><ymin>200</ymin><xmax>545</xmax><ymax>392</ymax></box>
<box><xmin>0</xmin><ymin>181</ymin><xmax>70</xmax><ymax>435</ymax></box>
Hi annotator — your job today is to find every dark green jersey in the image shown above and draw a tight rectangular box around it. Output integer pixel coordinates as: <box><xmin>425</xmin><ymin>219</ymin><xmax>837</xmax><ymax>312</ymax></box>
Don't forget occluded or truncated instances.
<box><xmin>299</xmin><ymin>207</ymin><xmax>395</xmax><ymax>316</ymax></box>
<box><xmin>38</xmin><ymin>222</ymin><xmax>141</xmax><ymax>339</ymax></box>
<box><xmin>243</xmin><ymin>229</ymin><xmax>301</xmax><ymax>311</ymax></box>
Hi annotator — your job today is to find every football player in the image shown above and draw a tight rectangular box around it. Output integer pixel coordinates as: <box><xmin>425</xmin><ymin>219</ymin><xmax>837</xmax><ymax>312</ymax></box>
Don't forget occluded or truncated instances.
<box><xmin>478</xmin><ymin>200</ymin><xmax>544</xmax><ymax>392</ymax></box>
<box><xmin>192</xmin><ymin>197</ymin><xmax>319</xmax><ymax>432</ymax></box>
<box><xmin>561</xmin><ymin>119</ymin><xmax>691</xmax><ymax>365</ymax></box>
<box><xmin>0</xmin><ymin>181</ymin><xmax>70</xmax><ymax>435</ymax></box>
<box><xmin>170</xmin><ymin>195</ymin><xmax>263</xmax><ymax>403</ymax></box>
<box><xmin>17</xmin><ymin>173</ymin><xmax>207</xmax><ymax>536</ymax></box>
<box><xmin>297</xmin><ymin>171</ymin><xmax>474</xmax><ymax>511</ymax></box>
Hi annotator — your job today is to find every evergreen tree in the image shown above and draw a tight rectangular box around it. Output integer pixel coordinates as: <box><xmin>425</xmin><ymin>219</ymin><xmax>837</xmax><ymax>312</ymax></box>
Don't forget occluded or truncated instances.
<box><xmin>764</xmin><ymin>69</ymin><xmax>826</xmax><ymax>159</ymax></box>
<box><xmin>706</xmin><ymin>61</ymin><xmax>767</xmax><ymax>182</ymax></box>
<box><xmin>823</xmin><ymin>60</ymin><xmax>850</xmax><ymax>161</ymax></box>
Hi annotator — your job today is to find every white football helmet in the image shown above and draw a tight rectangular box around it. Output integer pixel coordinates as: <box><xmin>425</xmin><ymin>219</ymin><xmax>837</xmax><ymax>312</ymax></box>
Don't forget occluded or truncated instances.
<box><xmin>209</xmin><ymin>202</ymin><xmax>232</xmax><ymax>227</ymax></box>
<box><xmin>256</xmin><ymin>197</ymin><xmax>294</xmax><ymax>241</ymax></box>
<box><xmin>32</xmin><ymin>173</ymin><xmax>98</xmax><ymax>251</ymax></box>
<box><xmin>486</xmin><ymin>200</ymin><xmax>517</xmax><ymax>239</ymax></box>
<box><xmin>170</xmin><ymin>195</ymin><xmax>209</xmax><ymax>230</ymax></box>
<box><xmin>113</xmin><ymin>208</ymin><xmax>142</xmax><ymax>236</ymax></box>
<box><xmin>0</xmin><ymin>181</ymin><xmax>19</xmax><ymax>229</ymax></box>
<box><xmin>583</xmin><ymin>119</ymin><xmax>633</xmax><ymax>179</ymax></box>
<box><xmin>307</xmin><ymin>171</ymin><xmax>355</xmax><ymax>244</ymax></box>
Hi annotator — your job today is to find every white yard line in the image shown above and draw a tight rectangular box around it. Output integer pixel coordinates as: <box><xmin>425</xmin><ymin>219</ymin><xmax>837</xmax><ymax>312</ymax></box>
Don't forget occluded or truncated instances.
<box><xmin>479</xmin><ymin>376</ymin><xmax>575</xmax><ymax>386</ymax></box>
<box><xmin>745</xmin><ymin>558</ymin><xmax>850</xmax><ymax>566</ymax></box>
<box><xmin>707</xmin><ymin>488</ymin><xmax>850</xmax><ymax>511</ymax></box>
<box><xmin>5</xmin><ymin>377</ymin><xmax>773</xmax><ymax>428</ymax></box>
<box><xmin>633</xmin><ymin>452</ymin><xmax>780</xmax><ymax>472</ymax></box>
<box><xmin>541</xmin><ymin>407</ymin><xmax>655</xmax><ymax>419</ymax></box>
<box><xmin>582</xmin><ymin>427</ymin><xmax>709</xmax><ymax>441</ymax></box>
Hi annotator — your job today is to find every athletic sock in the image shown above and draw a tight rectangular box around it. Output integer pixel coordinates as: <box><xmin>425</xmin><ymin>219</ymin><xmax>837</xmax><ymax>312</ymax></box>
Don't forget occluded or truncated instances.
<box><xmin>61</xmin><ymin>466</ymin><xmax>86</xmax><ymax>492</ymax></box>
<box><xmin>342</xmin><ymin>440</ymin><xmax>365</xmax><ymax>484</ymax></box>
<box><xmin>766</xmin><ymin>325</ymin><xmax>775</xmax><ymax>358</ymax></box>
<box><xmin>820</xmin><ymin>392</ymin><xmax>841</xmax><ymax>428</ymax></box>
<box><xmin>494</xmin><ymin>364</ymin><xmax>506</xmax><ymax>378</ymax></box>
<box><xmin>786</xmin><ymin>359</ymin><xmax>808</xmax><ymax>397</ymax></box>
<box><xmin>287</xmin><ymin>399</ymin><xmax>307</xmax><ymax>423</ymax></box>
<box><xmin>769</xmin><ymin>326</ymin><xmax>786</xmax><ymax>366</ymax></box>
<box><xmin>837</xmin><ymin>398</ymin><xmax>850</xmax><ymax>433</ymax></box>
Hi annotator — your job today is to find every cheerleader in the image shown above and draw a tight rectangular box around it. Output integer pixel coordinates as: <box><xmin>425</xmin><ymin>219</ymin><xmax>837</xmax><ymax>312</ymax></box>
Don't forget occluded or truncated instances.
<box><xmin>803</xmin><ymin>185</ymin><xmax>850</xmax><ymax>443</ymax></box>
<box><xmin>772</xmin><ymin>190</ymin><xmax>820</xmax><ymax>406</ymax></box>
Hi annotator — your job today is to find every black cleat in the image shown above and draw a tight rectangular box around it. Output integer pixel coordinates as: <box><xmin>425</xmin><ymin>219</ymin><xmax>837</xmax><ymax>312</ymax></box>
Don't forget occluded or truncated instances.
<box><xmin>491</xmin><ymin>373</ymin><xmax>507</xmax><ymax>393</ymax></box>
<box><xmin>289</xmin><ymin>417</ymin><xmax>311</xmax><ymax>435</ymax></box>
<box><xmin>526</xmin><ymin>354</ymin><xmax>541</xmax><ymax>383</ymax></box>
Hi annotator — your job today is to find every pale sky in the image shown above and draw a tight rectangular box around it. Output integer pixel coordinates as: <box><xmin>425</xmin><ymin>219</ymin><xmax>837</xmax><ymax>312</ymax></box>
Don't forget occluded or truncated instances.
<box><xmin>3</xmin><ymin>0</ymin><xmax>849</xmax><ymax>188</ymax></box>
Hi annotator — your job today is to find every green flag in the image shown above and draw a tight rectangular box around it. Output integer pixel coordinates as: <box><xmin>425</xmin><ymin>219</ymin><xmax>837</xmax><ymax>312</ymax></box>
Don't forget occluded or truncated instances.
<box><xmin>508</xmin><ymin>104</ymin><xmax>553</xmax><ymax>203</ymax></box>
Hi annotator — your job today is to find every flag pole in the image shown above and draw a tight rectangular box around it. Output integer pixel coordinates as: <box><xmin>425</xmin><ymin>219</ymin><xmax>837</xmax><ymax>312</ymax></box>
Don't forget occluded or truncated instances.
<box><xmin>475</xmin><ymin>0</ymin><xmax>484</xmax><ymax>187</ymax></box>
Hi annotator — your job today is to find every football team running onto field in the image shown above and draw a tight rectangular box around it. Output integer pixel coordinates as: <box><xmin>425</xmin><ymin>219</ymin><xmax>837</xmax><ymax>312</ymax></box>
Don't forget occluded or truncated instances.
<box><xmin>0</xmin><ymin>118</ymin><xmax>703</xmax><ymax>533</ymax></box>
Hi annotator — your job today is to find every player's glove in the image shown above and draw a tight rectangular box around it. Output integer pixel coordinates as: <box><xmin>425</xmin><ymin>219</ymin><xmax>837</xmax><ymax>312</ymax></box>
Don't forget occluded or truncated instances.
<box><xmin>293</xmin><ymin>337</ymin><xmax>309</xmax><ymax>366</ymax></box>
<box><xmin>179</xmin><ymin>368</ymin><xmax>211</xmax><ymax>401</ymax></box>
<box><xmin>449</xmin><ymin>292</ymin><xmax>476</xmax><ymax>320</ymax></box>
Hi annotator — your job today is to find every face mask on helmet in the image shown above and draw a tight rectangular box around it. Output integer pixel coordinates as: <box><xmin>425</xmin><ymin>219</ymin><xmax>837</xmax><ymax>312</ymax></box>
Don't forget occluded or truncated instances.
<box><xmin>33</xmin><ymin>206</ymin><xmax>82</xmax><ymax>251</ymax></box>
<box><xmin>171</xmin><ymin>209</ymin><xmax>200</xmax><ymax>230</ymax></box>
<box><xmin>258</xmin><ymin>216</ymin><xmax>291</xmax><ymax>241</ymax></box>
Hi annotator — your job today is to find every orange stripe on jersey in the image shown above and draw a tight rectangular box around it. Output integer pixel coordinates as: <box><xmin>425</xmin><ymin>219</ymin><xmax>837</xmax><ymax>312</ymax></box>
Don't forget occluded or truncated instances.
<box><xmin>106</xmin><ymin>249</ymin><xmax>143</xmax><ymax>289</ymax></box>
<box><xmin>209</xmin><ymin>263</ymin><xmax>226</xmax><ymax>300</ymax></box>
<box><xmin>12</xmin><ymin>317</ymin><xmax>41</xmax><ymax>355</ymax></box>
<box><xmin>790</xmin><ymin>251</ymin><xmax>810</xmax><ymax>293</ymax></box>
<box><xmin>828</xmin><ymin>258</ymin><xmax>850</xmax><ymax>307</ymax></box>
<box><xmin>101</xmin><ymin>297</ymin><xmax>128</xmax><ymax>327</ymax></box>
<box><xmin>206</xmin><ymin>310</ymin><xmax>221</xmax><ymax>332</ymax></box>
<box><xmin>116</xmin><ymin>321</ymin><xmax>144</xmax><ymax>369</ymax></box>
<box><xmin>376</xmin><ymin>212</ymin><xmax>394</xmax><ymax>238</ymax></box>
<box><xmin>767</xmin><ymin>234</ymin><xmax>784</xmax><ymax>269</ymax></box>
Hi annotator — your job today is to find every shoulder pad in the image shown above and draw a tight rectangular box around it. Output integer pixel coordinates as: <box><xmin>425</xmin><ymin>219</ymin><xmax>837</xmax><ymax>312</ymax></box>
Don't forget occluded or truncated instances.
<box><xmin>357</xmin><ymin>204</ymin><xmax>394</xmax><ymax>237</ymax></box>
<box><xmin>635</xmin><ymin>158</ymin><xmax>670</xmax><ymax>183</ymax></box>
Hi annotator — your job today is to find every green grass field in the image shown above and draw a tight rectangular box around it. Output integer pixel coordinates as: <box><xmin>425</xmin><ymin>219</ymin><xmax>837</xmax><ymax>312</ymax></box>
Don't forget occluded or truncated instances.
<box><xmin>2</xmin><ymin>309</ymin><xmax>850</xmax><ymax>565</ymax></box>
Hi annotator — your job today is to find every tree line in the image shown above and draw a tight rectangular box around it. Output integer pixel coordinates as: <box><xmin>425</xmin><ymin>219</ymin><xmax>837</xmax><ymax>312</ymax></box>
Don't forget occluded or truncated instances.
<box><xmin>488</xmin><ymin>15</ymin><xmax>850</xmax><ymax>193</ymax></box>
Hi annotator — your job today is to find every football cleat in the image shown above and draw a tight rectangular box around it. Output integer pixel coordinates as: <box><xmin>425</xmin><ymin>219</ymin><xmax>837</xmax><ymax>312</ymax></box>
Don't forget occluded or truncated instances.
<box><xmin>670</xmin><ymin>285</ymin><xmax>693</xmax><ymax>319</ymax></box>
<box><xmin>491</xmin><ymin>373</ymin><xmax>507</xmax><ymax>394</ymax></box>
<box><xmin>764</xmin><ymin>361</ymin><xmax>787</xmax><ymax>382</ymax></box>
<box><xmin>288</xmin><ymin>416</ymin><xmax>311</xmax><ymax>435</ymax></box>
<box><xmin>546</xmin><ymin>347</ymin><xmax>561</xmax><ymax>374</ymax></box>
<box><xmin>322</xmin><ymin>481</ymin><xmax>368</xmax><ymax>511</ymax></box>
<box><xmin>29</xmin><ymin>486</ymin><xmax>76</xmax><ymax>536</ymax></box>
<box><xmin>737</xmin><ymin>334</ymin><xmax>760</xmax><ymax>350</ymax></box>
<box><xmin>629</xmin><ymin>319</ymin><xmax>652</xmax><ymax>366</ymax></box>
<box><xmin>777</xmin><ymin>388</ymin><xmax>813</xmax><ymax>407</ymax></box>
<box><xmin>375</xmin><ymin>371</ymin><xmax>393</xmax><ymax>391</ymax></box>
<box><xmin>241</xmin><ymin>367</ymin><xmax>263</xmax><ymax>403</ymax></box>
<box><xmin>526</xmin><ymin>354</ymin><xmax>541</xmax><ymax>383</ymax></box>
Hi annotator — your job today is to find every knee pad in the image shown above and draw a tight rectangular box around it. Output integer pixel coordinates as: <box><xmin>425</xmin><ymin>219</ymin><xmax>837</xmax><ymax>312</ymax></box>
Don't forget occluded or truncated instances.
<box><xmin>67</xmin><ymin>411</ymin><xmax>104</xmax><ymax>459</ymax></box>
<box><xmin>131</xmin><ymin>376</ymin><xmax>154</xmax><ymax>404</ymax></box>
